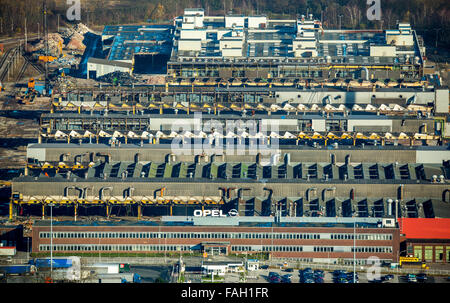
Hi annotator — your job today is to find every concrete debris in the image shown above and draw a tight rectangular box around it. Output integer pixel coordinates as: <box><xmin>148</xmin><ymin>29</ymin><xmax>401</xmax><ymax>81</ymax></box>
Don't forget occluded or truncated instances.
<box><xmin>66</xmin><ymin>33</ymin><xmax>86</xmax><ymax>51</ymax></box>
<box><xmin>144</xmin><ymin>75</ymin><xmax>166</xmax><ymax>85</ymax></box>
<box><xmin>29</xmin><ymin>33</ymin><xmax>63</xmax><ymax>55</ymax></box>
<box><xmin>61</xmin><ymin>23</ymin><xmax>95</xmax><ymax>52</ymax></box>
<box><xmin>97</xmin><ymin>71</ymin><xmax>137</xmax><ymax>86</ymax></box>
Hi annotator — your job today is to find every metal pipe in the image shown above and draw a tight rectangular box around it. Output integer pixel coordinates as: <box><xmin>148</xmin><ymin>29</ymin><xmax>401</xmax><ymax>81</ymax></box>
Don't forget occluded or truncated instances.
<box><xmin>305</xmin><ymin>187</ymin><xmax>317</xmax><ymax>202</ymax></box>
<box><xmin>100</xmin><ymin>187</ymin><xmax>113</xmax><ymax>201</ymax></box>
<box><xmin>238</xmin><ymin>188</ymin><xmax>251</xmax><ymax>199</ymax></box>
<box><xmin>322</xmin><ymin>187</ymin><xmax>336</xmax><ymax>201</ymax></box>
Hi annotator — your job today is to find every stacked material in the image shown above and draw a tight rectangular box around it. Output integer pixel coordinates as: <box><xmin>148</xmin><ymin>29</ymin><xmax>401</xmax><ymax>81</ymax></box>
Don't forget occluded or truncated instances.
<box><xmin>97</xmin><ymin>71</ymin><xmax>137</xmax><ymax>85</ymax></box>
<box><xmin>63</xmin><ymin>23</ymin><xmax>95</xmax><ymax>52</ymax></box>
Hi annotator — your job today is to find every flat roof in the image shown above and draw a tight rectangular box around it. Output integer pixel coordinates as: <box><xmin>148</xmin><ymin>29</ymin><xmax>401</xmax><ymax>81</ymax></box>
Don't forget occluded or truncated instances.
<box><xmin>33</xmin><ymin>216</ymin><xmax>391</xmax><ymax>228</ymax></box>
<box><xmin>87</xmin><ymin>58</ymin><xmax>133</xmax><ymax>69</ymax></box>
<box><xmin>398</xmin><ymin>218</ymin><xmax>450</xmax><ymax>239</ymax></box>
<box><xmin>102</xmin><ymin>25</ymin><xmax>174</xmax><ymax>61</ymax></box>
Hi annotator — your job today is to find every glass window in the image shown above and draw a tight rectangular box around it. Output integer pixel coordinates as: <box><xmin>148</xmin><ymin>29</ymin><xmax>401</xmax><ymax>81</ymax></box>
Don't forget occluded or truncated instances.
<box><xmin>414</xmin><ymin>246</ymin><xmax>422</xmax><ymax>260</ymax></box>
<box><xmin>424</xmin><ymin>246</ymin><xmax>433</xmax><ymax>261</ymax></box>
<box><xmin>435</xmin><ymin>246</ymin><xmax>444</xmax><ymax>262</ymax></box>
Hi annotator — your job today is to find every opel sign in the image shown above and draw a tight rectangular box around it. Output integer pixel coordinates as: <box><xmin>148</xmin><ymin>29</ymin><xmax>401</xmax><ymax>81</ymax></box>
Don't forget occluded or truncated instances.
<box><xmin>193</xmin><ymin>209</ymin><xmax>239</xmax><ymax>217</ymax></box>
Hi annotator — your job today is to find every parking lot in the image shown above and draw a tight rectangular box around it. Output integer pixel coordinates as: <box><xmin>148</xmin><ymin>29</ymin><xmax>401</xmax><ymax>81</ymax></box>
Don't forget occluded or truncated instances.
<box><xmin>229</xmin><ymin>267</ymin><xmax>450</xmax><ymax>283</ymax></box>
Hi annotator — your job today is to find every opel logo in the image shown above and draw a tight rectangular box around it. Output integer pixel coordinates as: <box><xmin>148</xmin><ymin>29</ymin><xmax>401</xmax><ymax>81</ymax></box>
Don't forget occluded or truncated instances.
<box><xmin>228</xmin><ymin>209</ymin><xmax>238</xmax><ymax>217</ymax></box>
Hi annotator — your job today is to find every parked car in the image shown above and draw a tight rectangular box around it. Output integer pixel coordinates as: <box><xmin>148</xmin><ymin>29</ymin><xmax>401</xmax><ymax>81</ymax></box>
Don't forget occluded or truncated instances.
<box><xmin>336</xmin><ymin>277</ymin><xmax>348</xmax><ymax>283</ymax></box>
<box><xmin>314</xmin><ymin>270</ymin><xmax>324</xmax><ymax>277</ymax></box>
<box><xmin>284</xmin><ymin>268</ymin><xmax>294</xmax><ymax>272</ymax></box>
<box><xmin>417</xmin><ymin>273</ymin><xmax>427</xmax><ymax>282</ymax></box>
<box><xmin>407</xmin><ymin>274</ymin><xmax>417</xmax><ymax>283</ymax></box>
<box><xmin>281</xmin><ymin>275</ymin><xmax>292</xmax><ymax>283</ymax></box>
<box><xmin>314</xmin><ymin>276</ymin><xmax>324</xmax><ymax>283</ymax></box>
<box><xmin>383</xmin><ymin>274</ymin><xmax>394</xmax><ymax>281</ymax></box>
<box><xmin>270</xmin><ymin>276</ymin><xmax>281</xmax><ymax>283</ymax></box>
<box><xmin>260</xmin><ymin>265</ymin><xmax>269</xmax><ymax>270</ymax></box>
<box><xmin>333</xmin><ymin>270</ymin><xmax>346</xmax><ymax>276</ymax></box>
<box><xmin>269</xmin><ymin>272</ymin><xmax>279</xmax><ymax>278</ymax></box>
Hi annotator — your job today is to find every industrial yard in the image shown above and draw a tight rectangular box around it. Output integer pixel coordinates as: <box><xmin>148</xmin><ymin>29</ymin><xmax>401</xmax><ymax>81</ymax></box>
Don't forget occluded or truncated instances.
<box><xmin>0</xmin><ymin>1</ymin><xmax>449</xmax><ymax>286</ymax></box>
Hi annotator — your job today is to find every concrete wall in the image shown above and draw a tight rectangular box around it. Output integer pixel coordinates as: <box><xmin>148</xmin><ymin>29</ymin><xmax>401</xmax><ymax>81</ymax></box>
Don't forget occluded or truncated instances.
<box><xmin>180</xmin><ymin>29</ymin><xmax>207</xmax><ymax>41</ymax></box>
<box><xmin>370</xmin><ymin>46</ymin><xmax>396</xmax><ymax>57</ymax></box>
<box><xmin>27</xmin><ymin>146</ymin><xmax>46</xmax><ymax>162</ymax></box>
<box><xmin>221</xmin><ymin>48</ymin><xmax>243</xmax><ymax>57</ymax></box>
<box><xmin>435</xmin><ymin>89</ymin><xmax>449</xmax><ymax>114</ymax></box>
<box><xmin>247</xmin><ymin>16</ymin><xmax>267</xmax><ymax>28</ymax></box>
<box><xmin>87</xmin><ymin>62</ymin><xmax>132</xmax><ymax>79</ymax></box>
<box><xmin>178</xmin><ymin>39</ymin><xmax>202</xmax><ymax>51</ymax></box>
<box><xmin>225</xmin><ymin>16</ymin><xmax>245</xmax><ymax>28</ymax></box>
<box><xmin>311</xmin><ymin>119</ymin><xmax>326</xmax><ymax>132</ymax></box>
<box><xmin>347</xmin><ymin>120</ymin><xmax>392</xmax><ymax>132</ymax></box>
<box><xmin>416</xmin><ymin>150</ymin><xmax>450</xmax><ymax>164</ymax></box>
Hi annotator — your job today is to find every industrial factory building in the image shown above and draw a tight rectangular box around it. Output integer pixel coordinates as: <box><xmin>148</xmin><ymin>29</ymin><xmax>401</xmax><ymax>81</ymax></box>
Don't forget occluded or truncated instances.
<box><xmin>5</xmin><ymin>6</ymin><xmax>449</xmax><ymax>269</ymax></box>
<box><xmin>399</xmin><ymin>218</ymin><xmax>450</xmax><ymax>264</ymax></box>
<box><xmin>86</xmin><ymin>58</ymin><xmax>133</xmax><ymax>80</ymax></box>
<box><xmin>167</xmin><ymin>9</ymin><xmax>426</xmax><ymax>82</ymax></box>
<box><xmin>86</xmin><ymin>8</ymin><xmax>431</xmax><ymax>83</ymax></box>
<box><xmin>87</xmin><ymin>24</ymin><xmax>174</xmax><ymax>76</ymax></box>
<box><xmin>11</xmin><ymin>141</ymin><xmax>450</xmax><ymax>221</ymax></box>
<box><xmin>32</xmin><ymin>216</ymin><xmax>400</xmax><ymax>264</ymax></box>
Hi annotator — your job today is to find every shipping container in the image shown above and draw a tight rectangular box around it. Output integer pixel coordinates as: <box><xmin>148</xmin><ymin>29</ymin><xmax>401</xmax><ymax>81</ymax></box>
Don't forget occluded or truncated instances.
<box><xmin>89</xmin><ymin>263</ymin><xmax>120</xmax><ymax>274</ymax></box>
<box><xmin>0</xmin><ymin>265</ymin><xmax>33</xmax><ymax>275</ymax></box>
<box><xmin>119</xmin><ymin>263</ymin><xmax>130</xmax><ymax>273</ymax></box>
<box><xmin>96</xmin><ymin>273</ymin><xmax>141</xmax><ymax>283</ymax></box>
<box><xmin>0</xmin><ymin>247</ymin><xmax>16</xmax><ymax>256</ymax></box>
<box><xmin>30</xmin><ymin>258</ymin><xmax>73</xmax><ymax>269</ymax></box>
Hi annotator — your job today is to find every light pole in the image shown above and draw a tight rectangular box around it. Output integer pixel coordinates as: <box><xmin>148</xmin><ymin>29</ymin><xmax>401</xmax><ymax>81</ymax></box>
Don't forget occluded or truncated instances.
<box><xmin>353</xmin><ymin>219</ymin><xmax>356</xmax><ymax>282</ymax></box>
<box><xmin>338</xmin><ymin>15</ymin><xmax>343</xmax><ymax>30</ymax></box>
<box><xmin>49</xmin><ymin>203</ymin><xmax>54</xmax><ymax>280</ymax></box>
<box><xmin>435</xmin><ymin>29</ymin><xmax>441</xmax><ymax>49</ymax></box>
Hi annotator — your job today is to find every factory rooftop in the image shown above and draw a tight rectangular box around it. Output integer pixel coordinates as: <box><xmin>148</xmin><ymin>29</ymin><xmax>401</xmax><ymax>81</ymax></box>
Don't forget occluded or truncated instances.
<box><xmin>171</xmin><ymin>9</ymin><xmax>421</xmax><ymax>64</ymax></box>
<box><xmin>21</xmin><ymin>160</ymin><xmax>449</xmax><ymax>183</ymax></box>
<box><xmin>33</xmin><ymin>217</ymin><xmax>393</xmax><ymax>228</ymax></box>
<box><xmin>101</xmin><ymin>24</ymin><xmax>174</xmax><ymax>62</ymax></box>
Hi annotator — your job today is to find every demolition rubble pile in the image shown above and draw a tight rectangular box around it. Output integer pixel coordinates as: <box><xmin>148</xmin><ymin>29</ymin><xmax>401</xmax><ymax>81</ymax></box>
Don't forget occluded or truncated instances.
<box><xmin>28</xmin><ymin>23</ymin><xmax>94</xmax><ymax>55</ymax></box>
<box><xmin>29</xmin><ymin>33</ymin><xmax>64</xmax><ymax>55</ymax></box>
<box><xmin>61</xmin><ymin>23</ymin><xmax>94</xmax><ymax>52</ymax></box>
<box><xmin>97</xmin><ymin>71</ymin><xmax>137</xmax><ymax>86</ymax></box>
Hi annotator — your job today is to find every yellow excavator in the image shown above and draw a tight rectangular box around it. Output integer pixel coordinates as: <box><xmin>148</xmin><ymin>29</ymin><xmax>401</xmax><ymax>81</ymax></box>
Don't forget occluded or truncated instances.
<box><xmin>39</xmin><ymin>40</ymin><xmax>65</xmax><ymax>63</ymax></box>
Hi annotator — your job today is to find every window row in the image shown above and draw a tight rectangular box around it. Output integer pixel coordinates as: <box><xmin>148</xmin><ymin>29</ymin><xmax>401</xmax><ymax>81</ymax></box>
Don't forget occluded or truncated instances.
<box><xmin>331</xmin><ymin>234</ymin><xmax>392</xmax><ymax>241</ymax></box>
<box><xmin>39</xmin><ymin>244</ymin><xmax>392</xmax><ymax>254</ymax></box>
<box><xmin>351</xmin><ymin>247</ymin><xmax>392</xmax><ymax>253</ymax></box>
<box><xmin>39</xmin><ymin>244</ymin><xmax>192</xmax><ymax>252</ymax></box>
<box><xmin>39</xmin><ymin>231</ymin><xmax>393</xmax><ymax>241</ymax></box>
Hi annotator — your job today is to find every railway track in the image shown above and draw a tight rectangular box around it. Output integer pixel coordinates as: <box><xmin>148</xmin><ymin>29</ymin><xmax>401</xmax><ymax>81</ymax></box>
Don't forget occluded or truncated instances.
<box><xmin>15</xmin><ymin>59</ymin><xmax>30</xmax><ymax>83</ymax></box>
<box><xmin>0</xmin><ymin>47</ymin><xmax>19</xmax><ymax>83</ymax></box>
<box><xmin>23</xmin><ymin>55</ymin><xmax>45</xmax><ymax>75</ymax></box>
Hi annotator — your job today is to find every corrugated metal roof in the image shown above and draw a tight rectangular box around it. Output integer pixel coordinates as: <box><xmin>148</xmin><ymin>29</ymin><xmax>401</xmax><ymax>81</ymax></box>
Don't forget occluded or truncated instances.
<box><xmin>87</xmin><ymin>57</ymin><xmax>133</xmax><ymax>69</ymax></box>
